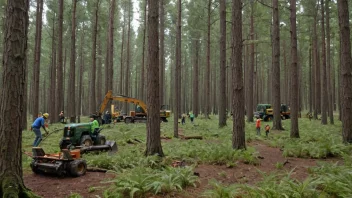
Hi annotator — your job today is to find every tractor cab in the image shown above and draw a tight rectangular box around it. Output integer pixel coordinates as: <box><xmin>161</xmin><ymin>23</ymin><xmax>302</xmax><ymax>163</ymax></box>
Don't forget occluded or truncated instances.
<box><xmin>254</xmin><ymin>104</ymin><xmax>272</xmax><ymax>119</ymax></box>
<box><xmin>60</xmin><ymin>123</ymin><xmax>106</xmax><ymax>149</ymax></box>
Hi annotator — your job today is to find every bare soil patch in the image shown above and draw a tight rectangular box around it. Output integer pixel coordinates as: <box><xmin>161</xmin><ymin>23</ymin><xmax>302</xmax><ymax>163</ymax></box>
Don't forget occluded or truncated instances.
<box><xmin>24</xmin><ymin>172</ymin><xmax>114</xmax><ymax>198</ymax></box>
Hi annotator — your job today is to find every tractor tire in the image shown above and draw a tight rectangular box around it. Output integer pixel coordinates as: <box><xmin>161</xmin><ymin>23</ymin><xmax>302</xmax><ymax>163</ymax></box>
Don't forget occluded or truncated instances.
<box><xmin>161</xmin><ymin>117</ymin><xmax>168</xmax><ymax>122</ymax></box>
<box><xmin>125</xmin><ymin>117</ymin><xmax>133</xmax><ymax>124</ymax></box>
<box><xmin>266</xmin><ymin>116</ymin><xmax>273</xmax><ymax>121</ymax></box>
<box><xmin>96</xmin><ymin>135</ymin><xmax>106</xmax><ymax>145</ymax></box>
<box><xmin>69</xmin><ymin>159</ymin><xmax>87</xmax><ymax>177</ymax></box>
<box><xmin>80</xmin><ymin>135</ymin><xmax>93</xmax><ymax>147</ymax></box>
<box><xmin>30</xmin><ymin>161</ymin><xmax>40</xmax><ymax>174</ymax></box>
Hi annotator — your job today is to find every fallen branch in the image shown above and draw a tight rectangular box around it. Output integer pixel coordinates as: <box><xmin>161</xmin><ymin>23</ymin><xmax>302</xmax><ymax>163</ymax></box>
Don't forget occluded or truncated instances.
<box><xmin>87</xmin><ymin>167</ymin><xmax>108</xmax><ymax>173</ymax></box>
<box><xmin>181</xmin><ymin>135</ymin><xmax>203</xmax><ymax>140</ymax></box>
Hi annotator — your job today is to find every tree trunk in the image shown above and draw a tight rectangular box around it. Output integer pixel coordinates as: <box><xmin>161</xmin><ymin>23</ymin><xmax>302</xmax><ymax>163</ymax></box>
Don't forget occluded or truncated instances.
<box><xmin>67</xmin><ymin>0</ymin><xmax>77</xmax><ymax>120</ymax></box>
<box><xmin>219</xmin><ymin>0</ymin><xmax>227</xmax><ymax>127</ymax></box>
<box><xmin>205</xmin><ymin>0</ymin><xmax>211</xmax><ymax>119</ymax></box>
<box><xmin>90</xmin><ymin>0</ymin><xmax>100</xmax><ymax>114</ymax></box>
<box><xmin>146</xmin><ymin>0</ymin><xmax>164</xmax><ymax>156</ymax></box>
<box><xmin>0</xmin><ymin>0</ymin><xmax>30</xmax><ymax>196</ymax></box>
<box><xmin>120</xmin><ymin>5</ymin><xmax>125</xmax><ymax>95</ymax></box>
<box><xmin>77</xmin><ymin>30</ymin><xmax>84</xmax><ymax>118</ymax></box>
<box><xmin>56</xmin><ymin>0</ymin><xmax>64</xmax><ymax>119</ymax></box>
<box><xmin>313</xmin><ymin>10</ymin><xmax>321</xmax><ymax>119</ymax></box>
<box><xmin>108</xmin><ymin>0</ymin><xmax>116</xmax><ymax>93</ymax></box>
<box><xmin>97</xmin><ymin>40</ymin><xmax>103</xmax><ymax>105</ymax></box>
<box><xmin>246</xmin><ymin>3</ymin><xmax>254</xmax><ymax>122</ymax></box>
<box><xmin>140</xmin><ymin>0</ymin><xmax>147</xmax><ymax>102</ymax></box>
<box><xmin>337</xmin><ymin>0</ymin><xmax>352</xmax><ymax>143</ymax></box>
<box><xmin>232</xmin><ymin>0</ymin><xmax>246</xmax><ymax>150</ymax></box>
<box><xmin>159</xmin><ymin>0</ymin><xmax>165</xmax><ymax>105</ymax></box>
<box><xmin>125</xmin><ymin>0</ymin><xmax>131</xmax><ymax>114</ymax></box>
<box><xmin>272</xmin><ymin>0</ymin><xmax>283</xmax><ymax>130</ymax></box>
<box><xmin>193</xmin><ymin>39</ymin><xmax>199</xmax><ymax>117</ymax></box>
<box><xmin>309</xmin><ymin>43</ymin><xmax>313</xmax><ymax>113</ymax></box>
<box><xmin>32</xmin><ymin>0</ymin><xmax>43</xmax><ymax>121</ymax></box>
<box><xmin>174</xmin><ymin>0</ymin><xmax>181</xmax><ymax>138</ymax></box>
<box><xmin>290</xmin><ymin>0</ymin><xmax>299</xmax><ymax>138</ymax></box>
<box><xmin>320</xmin><ymin>0</ymin><xmax>328</xmax><ymax>124</ymax></box>
<box><xmin>49</xmin><ymin>15</ymin><xmax>57</xmax><ymax>123</ymax></box>
<box><xmin>326</xmin><ymin>0</ymin><xmax>334</xmax><ymax>124</ymax></box>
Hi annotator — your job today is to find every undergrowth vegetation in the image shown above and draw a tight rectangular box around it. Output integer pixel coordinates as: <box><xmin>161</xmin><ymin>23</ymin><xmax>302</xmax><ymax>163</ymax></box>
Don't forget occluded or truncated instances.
<box><xmin>21</xmin><ymin>114</ymin><xmax>352</xmax><ymax>197</ymax></box>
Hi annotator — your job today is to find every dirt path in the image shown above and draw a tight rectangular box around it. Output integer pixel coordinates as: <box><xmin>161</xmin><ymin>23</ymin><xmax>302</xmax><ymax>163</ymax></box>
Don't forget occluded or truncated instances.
<box><xmin>24</xmin><ymin>141</ymin><xmax>340</xmax><ymax>198</ymax></box>
<box><xmin>24</xmin><ymin>172</ymin><xmax>114</xmax><ymax>198</ymax></box>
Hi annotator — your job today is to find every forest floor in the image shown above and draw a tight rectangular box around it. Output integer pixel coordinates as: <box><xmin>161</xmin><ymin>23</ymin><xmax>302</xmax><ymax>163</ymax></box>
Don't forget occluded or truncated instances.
<box><xmin>23</xmin><ymin>133</ymin><xmax>341</xmax><ymax>198</ymax></box>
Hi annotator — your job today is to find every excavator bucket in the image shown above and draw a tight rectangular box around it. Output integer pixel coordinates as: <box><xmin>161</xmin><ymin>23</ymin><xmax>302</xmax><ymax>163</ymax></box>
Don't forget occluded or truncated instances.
<box><xmin>79</xmin><ymin>140</ymin><xmax>118</xmax><ymax>154</ymax></box>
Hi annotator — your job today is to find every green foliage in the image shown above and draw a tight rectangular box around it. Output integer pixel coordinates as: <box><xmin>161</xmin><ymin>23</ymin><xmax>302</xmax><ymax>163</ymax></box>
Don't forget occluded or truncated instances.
<box><xmin>203</xmin><ymin>180</ymin><xmax>239</xmax><ymax>198</ymax></box>
<box><xmin>68</xmin><ymin>193</ymin><xmax>82</xmax><ymax>198</ymax></box>
<box><xmin>105</xmin><ymin>166</ymin><xmax>198</xmax><ymax>197</ymax></box>
<box><xmin>310</xmin><ymin>163</ymin><xmax>352</xmax><ymax>197</ymax></box>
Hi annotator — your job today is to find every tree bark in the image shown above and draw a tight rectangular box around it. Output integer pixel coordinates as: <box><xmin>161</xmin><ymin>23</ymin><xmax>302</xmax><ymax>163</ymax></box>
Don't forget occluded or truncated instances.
<box><xmin>125</xmin><ymin>0</ymin><xmax>131</xmax><ymax>113</ymax></box>
<box><xmin>326</xmin><ymin>0</ymin><xmax>334</xmax><ymax>124</ymax></box>
<box><xmin>140</xmin><ymin>0</ymin><xmax>147</xmax><ymax>101</ymax></box>
<box><xmin>146</xmin><ymin>0</ymin><xmax>164</xmax><ymax>156</ymax></box>
<box><xmin>108</xmin><ymin>0</ymin><xmax>116</xmax><ymax>93</ymax></box>
<box><xmin>193</xmin><ymin>39</ymin><xmax>199</xmax><ymax>117</ymax></box>
<box><xmin>219</xmin><ymin>0</ymin><xmax>227</xmax><ymax>127</ymax></box>
<box><xmin>120</xmin><ymin>4</ymin><xmax>126</xmax><ymax>96</ymax></box>
<box><xmin>337</xmin><ymin>0</ymin><xmax>352</xmax><ymax>143</ymax></box>
<box><xmin>232</xmin><ymin>0</ymin><xmax>246</xmax><ymax>149</ymax></box>
<box><xmin>205</xmin><ymin>0</ymin><xmax>211</xmax><ymax>119</ymax></box>
<box><xmin>290</xmin><ymin>0</ymin><xmax>299</xmax><ymax>138</ymax></box>
<box><xmin>313</xmin><ymin>9</ymin><xmax>321</xmax><ymax>119</ymax></box>
<box><xmin>96</xmin><ymin>40</ymin><xmax>103</xmax><ymax>105</ymax></box>
<box><xmin>174</xmin><ymin>0</ymin><xmax>181</xmax><ymax>138</ymax></box>
<box><xmin>77</xmin><ymin>29</ymin><xmax>84</xmax><ymax>118</ymax></box>
<box><xmin>49</xmin><ymin>15</ymin><xmax>57</xmax><ymax>123</ymax></box>
<box><xmin>320</xmin><ymin>0</ymin><xmax>328</xmax><ymax>124</ymax></box>
<box><xmin>32</xmin><ymin>0</ymin><xmax>43</xmax><ymax>121</ymax></box>
<box><xmin>56</xmin><ymin>0</ymin><xmax>64</xmax><ymax>119</ymax></box>
<box><xmin>246</xmin><ymin>3</ymin><xmax>254</xmax><ymax>122</ymax></box>
<box><xmin>0</xmin><ymin>0</ymin><xmax>30</xmax><ymax>196</ymax></box>
<box><xmin>272</xmin><ymin>0</ymin><xmax>283</xmax><ymax>130</ymax></box>
<box><xmin>67</xmin><ymin>0</ymin><xmax>77</xmax><ymax>120</ymax></box>
<box><xmin>90</xmin><ymin>0</ymin><xmax>100</xmax><ymax>114</ymax></box>
<box><xmin>159</xmin><ymin>0</ymin><xmax>165</xmax><ymax>105</ymax></box>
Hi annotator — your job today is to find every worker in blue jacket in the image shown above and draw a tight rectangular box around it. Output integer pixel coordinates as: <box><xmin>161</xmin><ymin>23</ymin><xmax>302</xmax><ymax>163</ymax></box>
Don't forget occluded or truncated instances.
<box><xmin>31</xmin><ymin>113</ymin><xmax>49</xmax><ymax>147</ymax></box>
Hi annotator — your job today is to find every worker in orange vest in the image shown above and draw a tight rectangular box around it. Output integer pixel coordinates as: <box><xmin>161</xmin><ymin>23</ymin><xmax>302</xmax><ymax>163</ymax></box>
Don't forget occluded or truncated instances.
<box><xmin>256</xmin><ymin>116</ymin><xmax>261</xmax><ymax>136</ymax></box>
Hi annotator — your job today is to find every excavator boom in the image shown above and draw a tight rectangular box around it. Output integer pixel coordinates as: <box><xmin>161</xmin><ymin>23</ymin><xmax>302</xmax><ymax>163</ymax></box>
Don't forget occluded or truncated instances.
<box><xmin>98</xmin><ymin>90</ymin><xmax>170</xmax><ymax>123</ymax></box>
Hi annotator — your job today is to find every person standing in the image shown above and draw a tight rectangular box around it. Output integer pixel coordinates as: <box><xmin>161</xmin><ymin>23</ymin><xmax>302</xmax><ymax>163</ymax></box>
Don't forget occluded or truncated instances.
<box><xmin>31</xmin><ymin>113</ymin><xmax>49</xmax><ymax>146</ymax></box>
<box><xmin>265</xmin><ymin>124</ymin><xmax>270</xmax><ymax>137</ymax></box>
<box><xmin>256</xmin><ymin>116</ymin><xmax>261</xmax><ymax>136</ymax></box>
<box><xmin>189</xmin><ymin>112</ymin><xmax>195</xmax><ymax>124</ymax></box>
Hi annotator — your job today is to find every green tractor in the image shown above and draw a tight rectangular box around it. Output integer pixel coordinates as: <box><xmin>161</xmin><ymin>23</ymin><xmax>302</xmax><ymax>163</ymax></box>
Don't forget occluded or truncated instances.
<box><xmin>59</xmin><ymin>123</ymin><xmax>117</xmax><ymax>153</ymax></box>
<box><xmin>254</xmin><ymin>104</ymin><xmax>290</xmax><ymax>121</ymax></box>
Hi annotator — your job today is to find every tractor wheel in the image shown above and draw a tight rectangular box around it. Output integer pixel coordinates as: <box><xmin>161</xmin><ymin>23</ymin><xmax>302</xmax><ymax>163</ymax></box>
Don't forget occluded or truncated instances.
<box><xmin>161</xmin><ymin>117</ymin><xmax>168</xmax><ymax>122</ymax></box>
<box><xmin>97</xmin><ymin>135</ymin><xmax>106</xmax><ymax>145</ymax></box>
<box><xmin>267</xmin><ymin>116</ymin><xmax>273</xmax><ymax>121</ymax></box>
<box><xmin>69</xmin><ymin>159</ymin><xmax>87</xmax><ymax>177</ymax></box>
<box><xmin>80</xmin><ymin>135</ymin><xmax>93</xmax><ymax>147</ymax></box>
<box><xmin>125</xmin><ymin>117</ymin><xmax>133</xmax><ymax>124</ymax></box>
<box><xmin>30</xmin><ymin>161</ymin><xmax>40</xmax><ymax>174</ymax></box>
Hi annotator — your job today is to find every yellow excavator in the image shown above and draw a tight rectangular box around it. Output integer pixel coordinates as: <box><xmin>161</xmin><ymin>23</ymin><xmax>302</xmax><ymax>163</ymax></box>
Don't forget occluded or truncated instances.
<box><xmin>97</xmin><ymin>90</ymin><xmax>171</xmax><ymax>123</ymax></box>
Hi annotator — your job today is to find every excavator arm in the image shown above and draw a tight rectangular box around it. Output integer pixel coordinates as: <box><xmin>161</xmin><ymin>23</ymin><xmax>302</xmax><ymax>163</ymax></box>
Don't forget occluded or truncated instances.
<box><xmin>97</xmin><ymin>90</ymin><xmax>170</xmax><ymax>123</ymax></box>
<box><xmin>98</xmin><ymin>90</ymin><xmax>147</xmax><ymax>115</ymax></box>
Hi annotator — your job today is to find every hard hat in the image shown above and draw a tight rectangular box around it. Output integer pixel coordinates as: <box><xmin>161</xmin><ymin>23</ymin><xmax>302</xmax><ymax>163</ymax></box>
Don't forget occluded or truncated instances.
<box><xmin>43</xmin><ymin>113</ymin><xmax>49</xmax><ymax>118</ymax></box>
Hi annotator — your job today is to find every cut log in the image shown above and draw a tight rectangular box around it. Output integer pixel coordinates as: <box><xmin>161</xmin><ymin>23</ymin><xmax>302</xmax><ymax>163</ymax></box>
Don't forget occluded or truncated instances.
<box><xmin>182</xmin><ymin>136</ymin><xmax>203</xmax><ymax>140</ymax></box>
